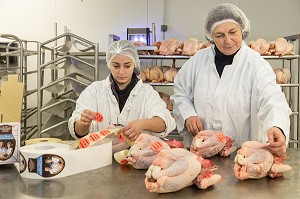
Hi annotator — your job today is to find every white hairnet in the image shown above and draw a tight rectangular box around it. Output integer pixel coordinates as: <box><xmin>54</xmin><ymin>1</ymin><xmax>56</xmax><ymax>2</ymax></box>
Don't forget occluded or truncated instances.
<box><xmin>204</xmin><ymin>3</ymin><xmax>251</xmax><ymax>42</ymax></box>
<box><xmin>106</xmin><ymin>40</ymin><xmax>140</xmax><ymax>75</ymax></box>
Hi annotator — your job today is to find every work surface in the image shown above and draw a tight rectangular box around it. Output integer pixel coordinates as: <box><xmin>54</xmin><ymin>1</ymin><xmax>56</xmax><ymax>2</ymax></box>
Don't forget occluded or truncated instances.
<box><xmin>0</xmin><ymin>148</ymin><xmax>299</xmax><ymax>199</ymax></box>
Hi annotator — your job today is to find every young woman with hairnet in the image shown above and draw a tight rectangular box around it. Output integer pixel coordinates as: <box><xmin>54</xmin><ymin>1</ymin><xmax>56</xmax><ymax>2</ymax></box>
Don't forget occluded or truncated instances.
<box><xmin>68</xmin><ymin>40</ymin><xmax>176</xmax><ymax>141</ymax></box>
<box><xmin>171</xmin><ymin>3</ymin><xmax>291</xmax><ymax>156</ymax></box>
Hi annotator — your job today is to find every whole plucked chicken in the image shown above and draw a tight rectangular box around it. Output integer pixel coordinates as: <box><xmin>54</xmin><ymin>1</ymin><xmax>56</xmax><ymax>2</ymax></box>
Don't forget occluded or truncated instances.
<box><xmin>234</xmin><ymin>141</ymin><xmax>292</xmax><ymax>180</ymax></box>
<box><xmin>126</xmin><ymin>134</ymin><xmax>170</xmax><ymax>169</ymax></box>
<box><xmin>190</xmin><ymin>130</ymin><xmax>237</xmax><ymax>158</ymax></box>
<box><xmin>269</xmin><ymin>38</ymin><xmax>294</xmax><ymax>56</ymax></box>
<box><xmin>274</xmin><ymin>67</ymin><xmax>291</xmax><ymax>84</ymax></box>
<box><xmin>143</xmin><ymin>66</ymin><xmax>164</xmax><ymax>82</ymax></box>
<box><xmin>248</xmin><ymin>38</ymin><xmax>271</xmax><ymax>55</ymax></box>
<box><xmin>182</xmin><ymin>38</ymin><xmax>206</xmax><ymax>56</ymax></box>
<box><xmin>155</xmin><ymin>38</ymin><xmax>181</xmax><ymax>55</ymax></box>
<box><xmin>145</xmin><ymin>148</ymin><xmax>221</xmax><ymax>193</ymax></box>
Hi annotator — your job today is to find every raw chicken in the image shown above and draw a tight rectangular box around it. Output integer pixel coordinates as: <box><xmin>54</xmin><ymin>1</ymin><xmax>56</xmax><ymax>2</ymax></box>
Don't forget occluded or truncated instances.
<box><xmin>159</xmin><ymin>66</ymin><xmax>171</xmax><ymax>74</ymax></box>
<box><xmin>126</xmin><ymin>134</ymin><xmax>170</xmax><ymax>169</ymax></box>
<box><xmin>144</xmin><ymin>66</ymin><xmax>164</xmax><ymax>82</ymax></box>
<box><xmin>248</xmin><ymin>38</ymin><xmax>271</xmax><ymax>55</ymax></box>
<box><xmin>145</xmin><ymin>148</ymin><xmax>201</xmax><ymax>193</ymax></box>
<box><xmin>269</xmin><ymin>38</ymin><xmax>294</xmax><ymax>56</ymax></box>
<box><xmin>193</xmin><ymin>157</ymin><xmax>221</xmax><ymax>189</ymax></box>
<box><xmin>156</xmin><ymin>39</ymin><xmax>181</xmax><ymax>56</ymax></box>
<box><xmin>138</xmin><ymin>70</ymin><xmax>147</xmax><ymax>82</ymax></box>
<box><xmin>190</xmin><ymin>130</ymin><xmax>237</xmax><ymax>158</ymax></box>
<box><xmin>234</xmin><ymin>141</ymin><xmax>292</xmax><ymax>180</ymax></box>
<box><xmin>268</xmin><ymin>154</ymin><xmax>292</xmax><ymax>178</ymax></box>
<box><xmin>164</xmin><ymin>139</ymin><xmax>185</xmax><ymax>148</ymax></box>
<box><xmin>274</xmin><ymin>67</ymin><xmax>291</xmax><ymax>84</ymax></box>
<box><xmin>106</xmin><ymin>133</ymin><xmax>130</xmax><ymax>154</ymax></box>
<box><xmin>145</xmin><ymin>148</ymin><xmax>221</xmax><ymax>193</ymax></box>
<box><xmin>158</xmin><ymin>91</ymin><xmax>173</xmax><ymax>111</ymax></box>
<box><xmin>133</xmin><ymin>41</ymin><xmax>148</xmax><ymax>55</ymax></box>
<box><xmin>152</xmin><ymin>41</ymin><xmax>162</xmax><ymax>55</ymax></box>
<box><xmin>182</xmin><ymin>38</ymin><xmax>206</xmax><ymax>56</ymax></box>
<box><xmin>163</xmin><ymin>67</ymin><xmax>178</xmax><ymax>82</ymax></box>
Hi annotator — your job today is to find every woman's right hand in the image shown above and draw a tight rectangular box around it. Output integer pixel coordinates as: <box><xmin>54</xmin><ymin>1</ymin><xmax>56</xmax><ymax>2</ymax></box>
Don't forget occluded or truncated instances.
<box><xmin>185</xmin><ymin>116</ymin><xmax>203</xmax><ymax>136</ymax></box>
<box><xmin>80</xmin><ymin>109</ymin><xmax>96</xmax><ymax>126</ymax></box>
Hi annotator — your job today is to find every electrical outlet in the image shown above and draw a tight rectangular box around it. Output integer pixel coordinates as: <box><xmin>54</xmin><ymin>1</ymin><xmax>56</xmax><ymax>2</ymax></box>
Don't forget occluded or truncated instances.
<box><xmin>161</xmin><ymin>25</ymin><xmax>168</xmax><ymax>32</ymax></box>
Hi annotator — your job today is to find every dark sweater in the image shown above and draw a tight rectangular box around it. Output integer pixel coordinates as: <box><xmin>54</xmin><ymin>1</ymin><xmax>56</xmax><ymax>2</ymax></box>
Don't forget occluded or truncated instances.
<box><xmin>110</xmin><ymin>73</ymin><xmax>139</xmax><ymax>112</ymax></box>
<box><xmin>214</xmin><ymin>46</ymin><xmax>237</xmax><ymax>77</ymax></box>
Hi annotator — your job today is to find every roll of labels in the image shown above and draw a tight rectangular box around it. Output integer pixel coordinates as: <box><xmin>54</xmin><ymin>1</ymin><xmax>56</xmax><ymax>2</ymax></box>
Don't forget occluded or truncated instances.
<box><xmin>19</xmin><ymin>112</ymin><xmax>133</xmax><ymax>179</ymax></box>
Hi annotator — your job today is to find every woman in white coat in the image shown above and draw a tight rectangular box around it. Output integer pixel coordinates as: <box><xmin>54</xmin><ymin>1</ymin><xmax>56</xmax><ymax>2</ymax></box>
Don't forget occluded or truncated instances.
<box><xmin>171</xmin><ymin>3</ymin><xmax>291</xmax><ymax>155</ymax></box>
<box><xmin>69</xmin><ymin>40</ymin><xmax>176</xmax><ymax>141</ymax></box>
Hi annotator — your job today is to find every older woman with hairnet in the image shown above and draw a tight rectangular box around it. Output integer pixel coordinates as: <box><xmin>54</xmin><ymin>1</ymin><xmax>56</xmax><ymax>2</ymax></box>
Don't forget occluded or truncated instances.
<box><xmin>69</xmin><ymin>40</ymin><xmax>176</xmax><ymax>141</ymax></box>
<box><xmin>171</xmin><ymin>3</ymin><xmax>291</xmax><ymax>155</ymax></box>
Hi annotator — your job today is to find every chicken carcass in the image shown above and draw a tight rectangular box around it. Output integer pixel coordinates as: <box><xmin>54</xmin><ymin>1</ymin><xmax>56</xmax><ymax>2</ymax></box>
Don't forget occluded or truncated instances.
<box><xmin>164</xmin><ymin>139</ymin><xmax>185</xmax><ymax>148</ymax></box>
<box><xmin>182</xmin><ymin>38</ymin><xmax>206</xmax><ymax>56</ymax></box>
<box><xmin>274</xmin><ymin>67</ymin><xmax>291</xmax><ymax>84</ymax></box>
<box><xmin>190</xmin><ymin>130</ymin><xmax>237</xmax><ymax>158</ymax></box>
<box><xmin>193</xmin><ymin>157</ymin><xmax>221</xmax><ymax>189</ymax></box>
<box><xmin>144</xmin><ymin>66</ymin><xmax>164</xmax><ymax>82</ymax></box>
<box><xmin>158</xmin><ymin>91</ymin><xmax>173</xmax><ymax>111</ymax></box>
<box><xmin>156</xmin><ymin>39</ymin><xmax>181</xmax><ymax>56</ymax></box>
<box><xmin>106</xmin><ymin>133</ymin><xmax>130</xmax><ymax>154</ymax></box>
<box><xmin>248</xmin><ymin>38</ymin><xmax>271</xmax><ymax>55</ymax></box>
<box><xmin>145</xmin><ymin>148</ymin><xmax>201</xmax><ymax>193</ymax></box>
<box><xmin>234</xmin><ymin>141</ymin><xmax>292</xmax><ymax>180</ymax></box>
<box><xmin>145</xmin><ymin>148</ymin><xmax>221</xmax><ymax>193</ymax></box>
<box><xmin>138</xmin><ymin>70</ymin><xmax>147</xmax><ymax>82</ymax></box>
<box><xmin>163</xmin><ymin>67</ymin><xmax>178</xmax><ymax>82</ymax></box>
<box><xmin>126</xmin><ymin>134</ymin><xmax>170</xmax><ymax>169</ymax></box>
<box><xmin>133</xmin><ymin>41</ymin><xmax>148</xmax><ymax>55</ymax></box>
<box><xmin>268</xmin><ymin>154</ymin><xmax>292</xmax><ymax>178</ymax></box>
<box><xmin>269</xmin><ymin>38</ymin><xmax>294</xmax><ymax>56</ymax></box>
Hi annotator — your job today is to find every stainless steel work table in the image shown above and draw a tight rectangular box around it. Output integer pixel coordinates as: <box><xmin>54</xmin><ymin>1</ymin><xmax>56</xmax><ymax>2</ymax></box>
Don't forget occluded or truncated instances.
<box><xmin>1</xmin><ymin>148</ymin><xmax>299</xmax><ymax>199</ymax></box>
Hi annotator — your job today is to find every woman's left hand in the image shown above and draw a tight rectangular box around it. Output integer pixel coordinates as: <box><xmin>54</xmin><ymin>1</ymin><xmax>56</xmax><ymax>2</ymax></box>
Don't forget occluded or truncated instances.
<box><xmin>120</xmin><ymin>120</ymin><xmax>143</xmax><ymax>141</ymax></box>
<box><xmin>267</xmin><ymin>126</ymin><xmax>287</xmax><ymax>156</ymax></box>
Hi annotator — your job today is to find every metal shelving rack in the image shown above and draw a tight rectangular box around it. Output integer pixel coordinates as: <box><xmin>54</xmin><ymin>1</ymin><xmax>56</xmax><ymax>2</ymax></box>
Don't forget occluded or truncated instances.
<box><xmin>283</xmin><ymin>34</ymin><xmax>300</xmax><ymax>148</ymax></box>
<box><xmin>37</xmin><ymin>33</ymin><xmax>99</xmax><ymax>139</ymax></box>
<box><xmin>263</xmin><ymin>54</ymin><xmax>299</xmax><ymax>148</ymax></box>
<box><xmin>0</xmin><ymin>34</ymin><xmax>40</xmax><ymax>143</ymax></box>
<box><xmin>139</xmin><ymin>42</ymin><xmax>300</xmax><ymax>148</ymax></box>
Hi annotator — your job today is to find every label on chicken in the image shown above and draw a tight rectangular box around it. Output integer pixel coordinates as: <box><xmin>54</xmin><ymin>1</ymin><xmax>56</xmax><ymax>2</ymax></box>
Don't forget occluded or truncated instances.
<box><xmin>215</xmin><ymin>132</ymin><xmax>226</xmax><ymax>143</ymax></box>
<box><xmin>150</xmin><ymin>141</ymin><xmax>163</xmax><ymax>152</ymax></box>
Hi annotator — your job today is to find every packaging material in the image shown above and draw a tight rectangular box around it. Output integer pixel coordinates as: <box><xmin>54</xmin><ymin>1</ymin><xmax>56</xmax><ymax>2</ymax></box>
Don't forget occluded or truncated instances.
<box><xmin>0</xmin><ymin>74</ymin><xmax>24</xmax><ymax>122</ymax></box>
<box><xmin>0</xmin><ymin>74</ymin><xmax>24</xmax><ymax>165</ymax></box>
<box><xmin>25</xmin><ymin>138</ymin><xmax>79</xmax><ymax>150</ymax></box>
<box><xmin>0</xmin><ymin>122</ymin><xmax>20</xmax><ymax>164</ymax></box>
<box><xmin>19</xmin><ymin>139</ymin><xmax>112</xmax><ymax>179</ymax></box>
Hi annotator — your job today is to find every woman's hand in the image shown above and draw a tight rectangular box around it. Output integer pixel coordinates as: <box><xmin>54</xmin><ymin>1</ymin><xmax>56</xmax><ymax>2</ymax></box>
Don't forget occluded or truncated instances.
<box><xmin>267</xmin><ymin>126</ymin><xmax>287</xmax><ymax>156</ymax></box>
<box><xmin>185</xmin><ymin>116</ymin><xmax>203</xmax><ymax>136</ymax></box>
<box><xmin>80</xmin><ymin>109</ymin><xmax>96</xmax><ymax>126</ymax></box>
<box><xmin>120</xmin><ymin>119</ymin><xmax>144</xmax><ymax>141</ymax></box>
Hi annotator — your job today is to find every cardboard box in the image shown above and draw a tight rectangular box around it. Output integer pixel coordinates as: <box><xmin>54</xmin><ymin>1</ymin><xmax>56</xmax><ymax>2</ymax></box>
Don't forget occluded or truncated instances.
<box><xmin>0</xmin><ymin>74</ymin><xmax>24</xmax><ymax>164</ymax></box>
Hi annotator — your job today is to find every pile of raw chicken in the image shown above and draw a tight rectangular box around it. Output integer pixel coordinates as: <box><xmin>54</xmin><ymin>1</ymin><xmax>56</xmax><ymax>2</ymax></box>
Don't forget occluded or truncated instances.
<box><xmin>134</xmin><ymin>37</ymin><xmax>294</xmax><ymax>57</ymax></box>
<box><xmin>109</xmin><ymin>130</ymin><xmax>292</xmax><ymax>193</ymax></box>
<box><xmin>136</xmin><ymin>37</ymin><xmax>293</xmax><ymax>87</ymax></box>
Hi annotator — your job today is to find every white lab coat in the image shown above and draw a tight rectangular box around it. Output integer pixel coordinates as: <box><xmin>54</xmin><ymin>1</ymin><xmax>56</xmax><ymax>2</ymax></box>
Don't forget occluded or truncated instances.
<box><xmin>171</xmin><ymin>43</ymin><xmax>291</xmax><ymax>147</ymax></box>
<box><xmin>69</xmin><ymin>76</ymin><xmax>176</xmax><ymax>139</ymax></box>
